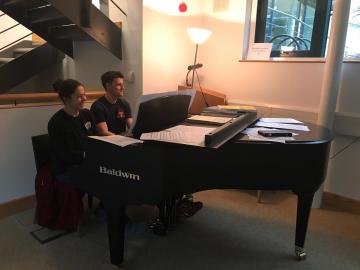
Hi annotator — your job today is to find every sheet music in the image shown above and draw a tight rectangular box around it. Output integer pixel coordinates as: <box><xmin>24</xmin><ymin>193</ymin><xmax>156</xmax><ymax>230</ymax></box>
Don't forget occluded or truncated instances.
<box><xmin>140</xmin><ymin>125</ymin><xmax>215</xmax><ymax>146</ymax></box>
<box><xmin>140</xmin><ymin>131</ymin><xmax>186</xmax><ymax>141</ymax></box>
<box><xmin>89</xmin><ymin>135</ymin><xmax>143</xmax><ymax>147</ymax></box>
<box><xmin>259</xmin><ymin>118</ymin><xmax>303</xmax><ymax>124</ymax></box>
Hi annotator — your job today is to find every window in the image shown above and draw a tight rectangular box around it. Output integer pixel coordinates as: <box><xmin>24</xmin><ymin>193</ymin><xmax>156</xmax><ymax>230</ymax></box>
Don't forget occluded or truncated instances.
<box><xmin>345</xmin><ymin>0</ymin><xmax>360</xmax><ymax>58</ymax></box>
<box><xmin>255</xmin><ymin>0</ymin><xmax>332</xmax><ymax>57</ymax></box>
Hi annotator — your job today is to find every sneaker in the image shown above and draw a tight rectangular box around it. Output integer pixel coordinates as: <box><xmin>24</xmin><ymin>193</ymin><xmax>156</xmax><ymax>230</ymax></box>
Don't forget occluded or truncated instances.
<box><xmin>177</xmin><ymin>200</ymin><xmax>203</xmax><ymax>218</ymax></box>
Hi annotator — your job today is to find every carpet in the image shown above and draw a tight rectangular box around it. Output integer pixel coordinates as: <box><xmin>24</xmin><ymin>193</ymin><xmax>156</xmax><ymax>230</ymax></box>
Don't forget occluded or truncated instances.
<box><xmin>30</xmin><ymin>227</ymin><xmax>70</xmax><ymax>244</ymax></box>
<box><xmin>14</xmin><ymin>208</ymin><xmax>70</xmax><ymax>244</ymax></box>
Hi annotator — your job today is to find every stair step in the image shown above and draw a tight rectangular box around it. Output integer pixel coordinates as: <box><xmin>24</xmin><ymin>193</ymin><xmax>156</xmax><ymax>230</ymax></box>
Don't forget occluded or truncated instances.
<box><xmin>0</xmin><ymin>43</ymin><xmax>65</xmax><ymax>92</ymax></box>
<box><xmin>50</xmin><ymin>24</ymin><xmax>92</xmax><ymax>41</ymax></box>
<box><xmin>13</xmin><ymin>47</ymin><xmax>34</xmax><ymax>57</ymax></box>
<box><xmin>0</xmin><ymin>0</ymin><xmax>48</xmax><ymax>10</ymax></box>
<box><xmin>27</xmin><ymin>5</ymin><xmax>64</xmax><ymax>24</ymax></box>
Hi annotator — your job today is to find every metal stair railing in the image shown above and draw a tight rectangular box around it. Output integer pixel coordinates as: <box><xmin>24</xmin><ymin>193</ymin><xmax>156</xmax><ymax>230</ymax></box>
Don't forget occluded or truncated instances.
<box><xmin>270</xmin><ymin>34</ymin><xmax>310</xmax><ymax>51</ymax></box>
<box><xmin>109</xmin><ymin>0</ymin><xmax>126</xmax><ymax>17</ymax></box>
<box><xmin>266</xmin><ymin>6</ymin><xmax>314</xmax><ymax>46</ymax></box>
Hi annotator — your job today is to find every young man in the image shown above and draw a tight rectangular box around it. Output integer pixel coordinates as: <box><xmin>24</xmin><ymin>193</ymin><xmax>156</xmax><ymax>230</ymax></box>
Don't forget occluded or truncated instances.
<box><xmin>91</xmin><ymin>71</ymin><xmax>132</xmax><ymax>135</ymax></box>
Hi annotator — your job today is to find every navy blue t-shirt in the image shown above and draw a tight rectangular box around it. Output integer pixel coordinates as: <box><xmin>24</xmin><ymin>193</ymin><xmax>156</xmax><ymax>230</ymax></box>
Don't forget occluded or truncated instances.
<box><xmin>90</xmin><ymin>96</ymin><xmax>132</xmax><ymax>134</ymax></box>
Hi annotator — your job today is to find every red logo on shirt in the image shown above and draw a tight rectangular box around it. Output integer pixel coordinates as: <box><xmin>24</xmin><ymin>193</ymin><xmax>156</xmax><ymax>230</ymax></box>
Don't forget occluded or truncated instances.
<box><xmin>116</xmin><ymin>109</ymin><xmax>125</xmax><ymax>119</ymax></box>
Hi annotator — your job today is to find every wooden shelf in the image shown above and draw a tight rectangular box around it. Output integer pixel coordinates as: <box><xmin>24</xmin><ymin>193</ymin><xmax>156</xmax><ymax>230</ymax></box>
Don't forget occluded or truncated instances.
<box><xmin>0</xmin><ymin>90</ymin><xmax>104</xmax><ymax>108</ymax></box>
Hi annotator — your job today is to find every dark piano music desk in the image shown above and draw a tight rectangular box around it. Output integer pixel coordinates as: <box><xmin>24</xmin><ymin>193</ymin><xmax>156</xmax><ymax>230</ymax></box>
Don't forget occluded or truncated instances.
<box><xmin>74</xmin><ymin>122</ymin><xmax>331</xmax><ymax>267</ymax></box>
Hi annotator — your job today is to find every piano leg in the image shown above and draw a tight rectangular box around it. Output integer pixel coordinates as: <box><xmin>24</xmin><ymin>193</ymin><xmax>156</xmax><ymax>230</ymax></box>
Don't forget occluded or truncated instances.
<box><xmin>294</xmin><ymin>192</ymin><xmax>314</xmax><ymax>260</ymax></box>
<box><xmin>152</xmin><ymin>201</ymin><xmax>167</xmax><ymax>236</ymax></box>
<box><xmin>104</xmin><ymin>204</ymin><xmax>127</xmax><ymax>269</ymax></box>
<box><xmin>152</xmin><ymin>198</ymin><xmax>178</xmax><ymax>235</ymax></box>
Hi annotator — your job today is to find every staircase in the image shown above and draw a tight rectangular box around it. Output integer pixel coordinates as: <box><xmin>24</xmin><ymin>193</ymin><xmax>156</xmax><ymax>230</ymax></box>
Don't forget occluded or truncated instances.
<box><xmin>0</xmin><ymin>0</ymin><xmax>122</xmax><ymax>93</ymax></box>
<box><xmin>0</xmin><ymin>0</ymin><xmax>122</xmax><ymax>59</ymax></box>
<box><xmin>0</xmin><ymin>39</ymin><xmax>64</xmax><ymax>93</ymax></box>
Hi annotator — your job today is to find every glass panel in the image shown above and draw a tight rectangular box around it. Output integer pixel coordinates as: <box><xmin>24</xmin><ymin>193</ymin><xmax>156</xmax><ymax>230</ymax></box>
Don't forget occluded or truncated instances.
<box><xmin>345</xmin><ymin>0</ymin><xmax>360</xmax><ymax>58</ymax></box>
<box><xmin>264</xmin><ymin>0</ymin><xmax>316</xmax><ymax>53</ymax></box>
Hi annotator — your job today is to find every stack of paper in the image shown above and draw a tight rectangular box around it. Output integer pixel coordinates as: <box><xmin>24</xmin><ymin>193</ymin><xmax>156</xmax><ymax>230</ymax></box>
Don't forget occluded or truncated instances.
<box><xmin>186</xmin><ymin>115</ymin><xmax>233</xmax><ymax>126</ymax></box>
<box><xmin>242</xmin><ymin>127</ymin><xmax>296</xmax><ymax>143</ymax></box>
<box><xmin>242</xmin><ymin>117</ymin><xmax>307</xmax><ymax>143</ymax></box>
<box><xmin>217</xmin><ymin>105</ymin><xmax>257</xmax><ymax>112</ymax></box>
<box><xmin>140</xmin><ymin>125</ymin><xmax>215</xmax><ymax>146</ymax></box>
<box><xmin>89</xmin><ymin>135</ymin><xmax>142</xmax><ymax>147</ymax></box>
<box><xmin>255</xmin><ymin>118</ymin><xmax>309</xmax><ymax>132</ymax></box>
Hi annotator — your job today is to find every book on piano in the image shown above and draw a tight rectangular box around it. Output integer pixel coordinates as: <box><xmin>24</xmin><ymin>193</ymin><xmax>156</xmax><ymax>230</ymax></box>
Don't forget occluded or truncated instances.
<box><xmin>217</xmin><ymin>105</ymin><xmax>257</xmax><ymax>112</ymax></box>
<box><xmin>185</xmin><ymin>115</ymin><xmax>233</xmax><ymax>126</ymax></box>
<box><xmin>201</xmin><ymin>105</ymin><xmax>256</xmax><ymax>117</ymax></box>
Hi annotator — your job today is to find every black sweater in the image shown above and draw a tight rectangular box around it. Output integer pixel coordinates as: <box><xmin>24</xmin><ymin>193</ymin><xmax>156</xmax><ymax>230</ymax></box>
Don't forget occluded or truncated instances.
<box><xmin>48</xmin><ymin>109</ymin><xmax>96</xmax><ymax>175</ymax></box>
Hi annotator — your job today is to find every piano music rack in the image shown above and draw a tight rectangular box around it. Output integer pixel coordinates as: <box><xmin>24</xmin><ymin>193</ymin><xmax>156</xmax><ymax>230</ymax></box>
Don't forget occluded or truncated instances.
<box><xmin>204</xmin><ymin>111</ymin><xmax>258</xmax><ymax>148</ymax></box>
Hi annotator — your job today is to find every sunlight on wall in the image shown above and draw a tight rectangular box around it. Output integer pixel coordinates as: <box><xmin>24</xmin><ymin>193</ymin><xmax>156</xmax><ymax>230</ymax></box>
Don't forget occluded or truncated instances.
<box><xmin>143</xmin><ymin>0</ymin><xmax>202</xmax><ymax>16</ymax></box>
<box><xmin>203</xmin><ymin>0</ymin><xmax>247</xmax><ymax>23</ymax></box>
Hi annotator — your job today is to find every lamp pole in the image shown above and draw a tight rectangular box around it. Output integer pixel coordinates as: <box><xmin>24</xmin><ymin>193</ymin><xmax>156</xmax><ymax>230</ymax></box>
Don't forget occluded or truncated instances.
<box><xmin>191</xmin><ymin>44</ymin><xmax>199</xmax><ymax>88</ymax></box>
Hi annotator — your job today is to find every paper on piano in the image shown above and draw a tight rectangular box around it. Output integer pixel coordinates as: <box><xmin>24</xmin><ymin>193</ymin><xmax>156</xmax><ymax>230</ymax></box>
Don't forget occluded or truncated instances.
<box><xmin>187</xmin><ymin>115</ymin><xmax>233</xmax><ymax>125</ymax></box>
<box><xmin>140</xmin><ymin>125</ymin><xmax>215</xmax><ymax>146</ymax></box>
<box><xmin>89</xmin><ymin>135</ymin><xmax>143</xmax><ymax>147</ymax></box>
<box><xmin>242</xmin><ymin>127</ymin><xmax>296</xmax><ymax>143</ymax></box>
<box><xmin>255</xmin><ymin>122</ymin><xmax>309</xmax><ymax>131</ymax></box>
<box><xmin>140</xmin><ymin>131</ymin><xmax>186</xmax><ymax>142</ymax></box>
<box><xmin>259</xmin><ymin>118</ymin><xmax>303</xmax><ymax>124</ymax></box>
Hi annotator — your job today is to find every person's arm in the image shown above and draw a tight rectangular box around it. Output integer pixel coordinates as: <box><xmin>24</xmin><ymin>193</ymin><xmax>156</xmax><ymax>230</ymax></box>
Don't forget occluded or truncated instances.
<box><xmin>124</xmin><ymin>100</ymin><xmax>133</xmax><ymax>130</ymax></box>
<box><xmin>96</xmin><ymin>122</ymin><xmax>115</xmax><ymax>136</ymax></box>
<box><xmin>126</xmin><ymin>117</ymin><xmax>133</xmax><ymax>129</ymax></box>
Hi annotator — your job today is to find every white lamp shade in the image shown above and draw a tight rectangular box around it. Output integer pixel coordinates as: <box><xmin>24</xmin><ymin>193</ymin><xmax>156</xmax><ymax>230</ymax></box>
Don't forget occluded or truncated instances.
<box><xmin>187</xmin><ymin>27</ymin><xmax>212</xmax><ymax>44</ymax></box>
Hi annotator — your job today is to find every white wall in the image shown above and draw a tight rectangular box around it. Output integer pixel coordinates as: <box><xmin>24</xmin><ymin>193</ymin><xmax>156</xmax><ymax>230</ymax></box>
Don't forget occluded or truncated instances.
<box><xmin>0</xmin><ymin>105</ymin><xmax>61</xmax><ymax>203</ymax></box>
<box><xmin>109</xmin><ymin>0</ymin><xmax>143</xmax><ymax>109</ymax></box>
<box><xmin>143</xmin><ymin>0</ymin><xmax>204</xmax><ymax>93</ymax></box>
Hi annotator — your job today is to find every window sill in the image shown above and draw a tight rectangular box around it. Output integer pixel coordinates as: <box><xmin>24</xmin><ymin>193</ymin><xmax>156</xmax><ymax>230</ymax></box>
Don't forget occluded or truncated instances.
<box><xmin>238</xmin><ymin>58</ymin><xmax>360</xmax><ymax>63</ymax></box>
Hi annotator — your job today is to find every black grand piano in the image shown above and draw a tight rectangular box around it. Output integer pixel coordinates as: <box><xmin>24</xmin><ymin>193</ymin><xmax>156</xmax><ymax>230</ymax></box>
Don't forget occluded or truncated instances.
<box><xmin>74</xmin><ymin>93</ymin><xmax>332</xmax><ymax>269</ymax></box>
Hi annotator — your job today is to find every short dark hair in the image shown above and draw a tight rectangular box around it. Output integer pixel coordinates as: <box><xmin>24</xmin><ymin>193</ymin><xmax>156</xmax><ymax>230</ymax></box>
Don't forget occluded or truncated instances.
<box><xmin>101</xmin><ymin>71</ymin><xmax>124</xmax><ymax>89</ymax></box>
<box><xmin>53</xmin><ymin>79</ymin><xmax>83</xmax><ymax>103</ymax></box>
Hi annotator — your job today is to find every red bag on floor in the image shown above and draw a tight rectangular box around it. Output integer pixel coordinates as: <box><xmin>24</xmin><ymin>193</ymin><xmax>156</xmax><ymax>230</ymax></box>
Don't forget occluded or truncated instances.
<box><xmin>35</xmin><ymin>165</ymin><xmax>83</xmax><ymax>232</ymax></box>
<box><xmin>35</xmin><ymin>165</ymin><xmax>59</xmax><ymax>228</ymax></box>
<box><xmin>52</xmin><ymin>180</ymin><xmax>83</xmax><ymax>231</ymax></box>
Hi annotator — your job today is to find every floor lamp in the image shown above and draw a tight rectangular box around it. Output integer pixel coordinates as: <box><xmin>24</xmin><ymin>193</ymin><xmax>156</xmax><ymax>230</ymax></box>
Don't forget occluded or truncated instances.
<box><xmin>186</xmin><ymin>27</ymin><xmax>212</xmax><ymax>88</ymax></box>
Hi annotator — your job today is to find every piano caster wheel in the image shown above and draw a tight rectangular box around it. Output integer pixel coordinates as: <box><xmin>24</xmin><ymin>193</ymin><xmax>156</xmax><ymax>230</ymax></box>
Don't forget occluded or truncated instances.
<box><xmin>295</xmin><ymin>246</ymin><xmax>307</xmax><ymax>260</ymax></box>
<box><xmin>111</xmin><ymin>263</ymin><xmax>124</xmax><ymax>270</ymax></box>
